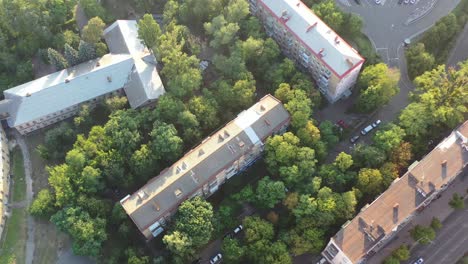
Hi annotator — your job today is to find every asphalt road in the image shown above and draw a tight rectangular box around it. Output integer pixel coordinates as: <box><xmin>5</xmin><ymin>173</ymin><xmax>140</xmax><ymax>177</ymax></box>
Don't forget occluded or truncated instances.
<box><xmin>403</xmin><ymin>199</ymin><xmax>468</xmax><ymax>264</ymax></box>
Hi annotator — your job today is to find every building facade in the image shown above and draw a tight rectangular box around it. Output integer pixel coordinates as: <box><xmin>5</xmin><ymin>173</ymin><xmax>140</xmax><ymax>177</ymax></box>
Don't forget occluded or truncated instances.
<box><xmin>322</xmin><ymin>121</ymin><xmax>468</xmax><ymax>264</ymax></box>
<box><xmin>120</xmin><ymin>95</ymin><xmax>290</xmax><ymax>240</ymax></box>
<box><xmin>0</xmin><ymin>20</ymin><xmax>165</xmax><ymax>135</ymax></box>
<box><xmin>0</xmin><ymin>126</ymin><xmax>10</xmax><ymax>238</ymax></box>
<box><xmin>249</xmin><ymin>0</ymin><xmax>364</xmax><ymax>103</ymax></box>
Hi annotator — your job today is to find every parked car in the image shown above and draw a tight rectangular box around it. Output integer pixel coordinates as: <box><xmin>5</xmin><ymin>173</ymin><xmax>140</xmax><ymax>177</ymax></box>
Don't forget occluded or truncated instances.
<box><xmin>413</xmin><ymin>257</ymin><xmax>424</xmax><ymax>264</ymax></box>
<box><xmin>350</xmin><ymin>135</ymin><xmax>360</xmax><ymax>143</ymax></box>
<box><xmin>372</xmin><ymin>119</ymin><xmax>382</xmax><ymax>128</ymax></box>
<box><xmin>233</xmin><ymin>224</ymin><xmax>243</xmax><ymax>235</ymax></box>
<box><xmin>361</xmin><ymin>125</ymin><xmax>374</xmax><ymax>135</ymax></box>
<box><xmin>336</xmin><ymin>119</ymin><xmax>349</xmax><ymax>129</ymax></box>
<box><xmin>210</xmin><ymin>253</ymin><xmax>222</xmax><ymax>264</ymax></box>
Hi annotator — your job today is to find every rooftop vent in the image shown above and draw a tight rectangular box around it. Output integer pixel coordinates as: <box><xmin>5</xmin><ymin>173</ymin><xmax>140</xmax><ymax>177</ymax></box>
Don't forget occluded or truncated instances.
<box><xmin>224</xmin><ymin>130</ymin><xmax>230</xmax><ymax>138</ymax></box>
<box><xmin>107</xmin><ymin>76</ymin><xmax>112</xmax><ymax>82</ymax></box>
<box><xmin>306</xmin><ymin>22</ymin><xmax>318</xmax><ymax>32</ymax></box>
<box><xmin>260</xmin><ymin>104</ymin><xmax>266</xmax><ymax>111</ymax></box>
<box><xmin>281</xmin><ymin>10</ymin><xmax>290</xmax><ymax>22</ymax></box>
<box><xmin>137</xmin><ymin>190</ymin><xmax>148</xmax><ymax>200</ymax></box>
<box><xmin>152</xmin><ymin>201</ymin><xmax>160</xmax><ymax>211</ymax></box>
<box><xmin>174</xmin><ymin>188</ymin><xmax>182</xmax><ymax>197</ymax></box>
<box><xmin>335</xmin><ymin>36</ymin><xmax>340</xmax><ymax>44</ymax></box>
<box><xmin>198</xmin><ymin>149</ymin><xmax>205</xmax><ymax>156</ymax></box>
<box><xmin>181</xmin><ymin>161</ymin><xmax>188</xmax><ymax>170</ymax></box>
<box><xmin>96</xmin><ymin>61</ymin><xmax>101</xmax><ymax>67</ymax></box>
<box><xmin>346</xmin><ymin>58</ymin><xmax>354</xmax><ymax>67</ymax></box>
<box><xmin>218</xmin><ymin>134</ymin><xmax>224</xmax><ymax>141</ymax></box>
<box><xmin>25</xmin><ymin>93</ymin><xmax>31</xmax><ymax>97</ymax></box>
<box><xmin>65</xmin><ymin>79</ymin><xmax>70</xmax><ymax>83</ymax></box>
<box><xmin>296</xmin><ymin>2</ymin><xmax>300</xmax><ymax>7</ymax></box>
<box><xmin>319</xmin><ymin>48</ymin><xmax>326</xmax><ymax>57</ymax></box>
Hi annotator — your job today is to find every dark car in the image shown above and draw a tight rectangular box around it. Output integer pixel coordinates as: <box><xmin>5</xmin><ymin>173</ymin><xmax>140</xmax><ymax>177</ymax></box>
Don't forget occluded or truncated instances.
<box><xmin>350</xmin><ymin>135</ymin><xmax>360</xmax><ymax>143</ymax></box>
<box><xmin>398</xmin><ymin>0</ymin><xmax>403</xmax><ymax>4</ymax></box>
<box><xmin>354</xmin><ymin>0</ymin><xmax>361</xmax><ymax>4</ymax></box>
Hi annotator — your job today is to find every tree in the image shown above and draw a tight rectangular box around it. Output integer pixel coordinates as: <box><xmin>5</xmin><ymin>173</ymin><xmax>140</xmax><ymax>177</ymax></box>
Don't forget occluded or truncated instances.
<box><xmin>48</xmin><ymin>164</ymin><xmax>75</xmax><ymax>207</ymax></box>
<box><xmin>222</xmin><ymin>238</ymin><xmax>245</xmax><ymax>264</ymax></box>
<box><xmin>383</xmin><ymin>256</ymin><xmax>401</xmax><ymax>264</ymax></box>
<box><xmin>356</xmin><ymin>168</ymin><xmax>384</xmax><ymax>197</ymax></box>
<box><xmin>82</xmin><ymin>17</ymin><xmax>105</xmax><ymax>44</ymax></box>
<box><xmin>149</xmin><ymin>121</ymin><xmax>183</xmax><ymax>163</ymax></box>
<box><xmin>105</xmin><ymin>96</ymin><xmax>128</xmax><ymax>112</ymax></box>
<box><xmin>410</xmin><ymin>225</ymin><xmax>436</xmax><ymax>245</ymax></box>
<box><xmin>406</xmin><ymin>43</ymin><xmax>435</xmax><ymax>80</ymax></box>
<box><xmin>373</xmin><ymin>123</ymin><xmax>406</xmax><ymax>153</ymax></box>
<box><xmin>379</xmin><ymin>162</ymin><xmax>399</xmax><ymax>187</ymax></box>
<box><xmin>155</xmin><ymin>94</ymin><xmax>185</xmax><ymax>122</ymax></box>
<box><xmin>79</xmin><ymin>0</ymin><xmax>109</xmax><ymax>22</ymax></box>
<box><xmin>74</xmin><ymin>104</ymin><xmax>92</xmax><ymax>128</ymax></box>
<box><xmin>51</xmin><ymin>207</ymin><xmax>107</xmax><ymax>257</ymax></box>
<box><xmin>345</xmin><ymin>14</ymin><xmax>363</xmax><ymax>36</ymax></box>
<box><xmin>161</xmin><ymin>50</ymin><xmax>202</xmax><ymax>98</ymax></box>
<box><xmin>283</xmin><ymin>192</ymin><xmax>299</xmax><ymax>210</ymax></box>
<box><xmin>319</xmin><ymin>121</ymin><xmax>339</xmax><ymax>149</ymax></box>
<box><xmin>36</xmin><ymin>122</ymin><xmax>76</xmax><ymax>161</ymax></box>
<box><xmin>77</xmin><ymin>41</ymin><xmax>97</xmax><ymax>62</ymax></box>
<box><xmin>313</xmin><ymin>1</ymin><xmax>344</xmax><ymax>32</ymax></box>
<box><xmin>95</xmin><ymin>42</ymin><xmax>108</xmax><ymax>57</ymax></box>
<box><xmin>204</xmin><ymin>15</ymin><xmax>240</xmax><ymax>49</ymax></box>
<box><xmin>137</xmin><ymin>14</ymin><xmax>162</xmax><ymax>51</ymax></box>
<box><xmin>64</xmin><ymin>43</ymin><xmax>79</xmax><ymax>66</ymax></box>
<box><xmin>48</xmin><ymin>48</ymin><xmax>68</xmax><ymax>70</ymax></box>
<box><xmin>29</xmin><ymin>189</ymin><xmax>56</xmax><ymax>217</ymax></box>
<box><xmin>356</xmin><ymin>63</ymin><xmax>400</xmax><ymax>112</ymax></box>
<box><xmin>334</xmin><ymin>152</ymin><xmax>353</xmax><ymax>172</ymax></box>
<box><xmin>282</xmin><ymin>221</ymin><xmax>325</xmax><ymax>255</ymax></box>
<box><xmin>255</xmin><ymin>176</ymin><xmax>287</xmax><ymax>209</ymax></box>
<box><xmin>246</xmin><ymin>240</ymin><xmax>292</xmax><ymax>264</ymax></box>
<box><xmin>352</xmin><ymin>144</ymin><xmax>387</xmax><ymax>168</ymax></box>
<box><xmin>297</xmin><ymin>120</ymin><xmax>321</xmax><ymax>147</ymax></box>
<box><xmin>179</xmin><ymin>0</ymin><xmax>224</xmax><ymax>30</ymax></box>
<box><xmin>449</xmin><ymin>193</ymin><xmax>465</xmax><ymax>209</ymax></box>
<box><xmin>243</xmin><ymin>216</ymin><xmax>274</xmax><ymax>243</ymax></box>
<box><xmin>431</xmin><ymin>217</ymin><xmax>442</xmax><ymax>230</ymax></box>
<box><xmin>187</xmin><ymin>96</ymin><xmax>220</xmax><ymax>131</ymax></box>
<box><xmin>163</xmin><ymin>197</ymin><xmax>214</xmax><ymax>260</ymax></box>
<box><xmin>392</xmin><ymin>245</ymin><xmax>410</xmax><ymax>261</ymax></box>
<box><xmin>390</xmin><ymin>141</ymin><xmax>413</xmax><ymax>170</ymax></box>
<box><xmin>233</xmin><ymin>185</ymin><xmax>255</xmax><ymax>203</ymax></box>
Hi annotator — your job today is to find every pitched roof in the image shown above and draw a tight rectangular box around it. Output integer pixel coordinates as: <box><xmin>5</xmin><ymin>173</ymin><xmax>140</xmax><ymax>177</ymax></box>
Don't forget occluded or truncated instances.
<box><xmin>257</xmin><ymin>0</ymin><xmax>364</xmax><ymax>77</ymax></box>
<box><xmin>4</xmin><ymin>54</ymin><xmax>134</xmax><ymax>127</ymax></box>
<box><xmin>104</xmin><ymin>20</ymin><xmax>165</xmax><ymax>108</ymax></box>
<box><xmin>121</xmin><ymin>95</ymin><xmax>290</xmax><ymax>234</ymax></box>
<box><xmin>331</xmin><ymin>121</ymin><xmax>468</xmax><ymax>263</ymax></box>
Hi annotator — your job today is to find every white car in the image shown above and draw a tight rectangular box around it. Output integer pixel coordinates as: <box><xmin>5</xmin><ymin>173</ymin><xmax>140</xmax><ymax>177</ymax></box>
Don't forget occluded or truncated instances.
<box><xmin>413</xmin><ymin>257</ymin><xmax>424</xmax><ymax>264</ymax></box>
<box><xmin>210</xmin><ymin>253</ymin><xmax>222</xmax><ymax>264</ymax></box>
<box><xmin>375</xmin><ymin>0</ymin><xmax>382</xmax><ymax>4</ymax></box>
<box><xmin>233</xmin><ymin>224</ymin><xmax>243</xmax><ymax>235</ymax></box>
<box><xmin>372</xmin><ymin>119</ymin><xmax>382</xmax><ymax>128</ymax></box>
<box><xmin>361</xmin><ymin>125</ymin><xmax>374</xmax><ymax>135</ymax></box>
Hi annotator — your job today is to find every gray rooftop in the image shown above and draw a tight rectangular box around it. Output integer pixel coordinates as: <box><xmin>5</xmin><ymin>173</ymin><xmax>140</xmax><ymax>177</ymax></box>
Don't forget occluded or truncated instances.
<box><xmin>121</xmin><ymin>95</ymin><xmax>290</xmax><ymax>234</ymax></box>
<box><xmin>2</xmin><ymin>20</ymin><xmax>165</xmax><ymax>127</ymax></box>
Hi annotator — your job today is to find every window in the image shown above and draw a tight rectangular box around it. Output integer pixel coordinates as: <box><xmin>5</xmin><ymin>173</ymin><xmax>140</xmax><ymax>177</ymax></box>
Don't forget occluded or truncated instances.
<box><xmin>174</xmin><ymin>188</ymin><xmax>183</xmax><ymax>197</ymax></box>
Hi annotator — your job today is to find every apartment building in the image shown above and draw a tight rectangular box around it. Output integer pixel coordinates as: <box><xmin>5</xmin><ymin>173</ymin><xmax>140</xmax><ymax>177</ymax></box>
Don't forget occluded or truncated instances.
<box><xmin>0</xmin><ymin>20</ymin><xmax>165</xmax><ymax>135</ymax></box>
<box><xmin>120</xmin><ymin>95</ymin><xmax>290</xmax><ymax>240</ymax></box>
<box><xmin>322</xmin><ymin>121</ymin><xmax>468</xmax><ymax>264</ymax></box>
<box><xmin>249</xmin><ymin>0</ymin><xmax>365</xmax><ymax>103</ymax></box>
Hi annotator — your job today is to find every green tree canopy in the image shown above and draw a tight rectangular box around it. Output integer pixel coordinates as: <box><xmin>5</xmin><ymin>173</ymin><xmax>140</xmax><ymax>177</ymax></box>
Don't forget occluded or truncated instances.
<box><xmin>82</xmin><ymin>17</ymin><xmax>105</xmax><ymax>44</ymax></box>
<box><xmin>137</xmin><ymin>14</ymin><xmax>162</xmax><ymax>51</ymax></box>
<box><xmin>255</xmin><ymin>176</ymin><xmax>287</xmax><ymax>209</ymax></box>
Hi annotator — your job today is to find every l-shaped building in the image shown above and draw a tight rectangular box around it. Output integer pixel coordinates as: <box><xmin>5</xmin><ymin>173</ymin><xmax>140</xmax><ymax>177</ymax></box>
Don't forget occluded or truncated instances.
<box><xmin>322</xmin><ymin>121</ymin><xmax>468</xmax><ymax>264</ymax></box>
<box><xmin>0</xmin><ymin>20</ymin><xmax>165</xmax><ymax>135</ymax></box>
<box><xmin>120</xmin><ymin>95</ymin><xmax>290</xmax><ymax>239</ymax></box>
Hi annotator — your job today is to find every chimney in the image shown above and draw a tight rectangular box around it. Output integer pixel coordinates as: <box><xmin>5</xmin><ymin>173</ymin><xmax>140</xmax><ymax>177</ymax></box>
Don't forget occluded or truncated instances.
<box><xmin>296</xmin><ymin>2</ymin><xmax>300</xmax><ymax>7</ymax></box>
<box><xmin>260</xmin><ymin>104</ymin><xmax>266</xmax><ymax>111</ymax></box>
<box><xmin>137</xmin><ymin>190</ymin><xmax>148</xmax><ymax>200</ymax></box>
<box><xmin>441</xmin><ymin>160</ymin><xmax>447</xmax><ymax>167</ymax></box>
<box><xmin>307</xmin><ymin>22</ymin><xmax>318</xmax><ymax>32</ymax></box>
<box><xmin>96</xmin><ymin>61</ymin><xmax>101</xmax><ymax>67</ymax></box>
<box><xmin>107</xmin><ymin>76</ymin><xmax>112</xmax><ymax>82</ymax></box>
<box><xmin>335</xmin><ymin>36</ymin><xmax>340</xmax><ymax>44</ymax></box>
<box><xmin>319</xmin><ymin>48</ymin><xmax>325</xmax><ymax>57</ymax></box>
<box><xmin>65</xmin><ymin>79</ymin><xmax>70</xmax><ymax>83</ymax></box>
<box><xmin>218</xmin><ymin>134</ymin><xmax>224</xmax><ymax>141</ymax></box>
<box><xmin>346</xmin><ymin>58</ymin><xmax>354</xmax><ymax>67</ymax></box>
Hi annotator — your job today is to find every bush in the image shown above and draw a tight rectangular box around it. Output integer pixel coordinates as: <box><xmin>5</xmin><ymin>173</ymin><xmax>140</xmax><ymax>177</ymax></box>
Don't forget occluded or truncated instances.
<box><xmin>29</xmin><ymin>189</ymin><xmax>56</xmax><ymax>217</ymax></box>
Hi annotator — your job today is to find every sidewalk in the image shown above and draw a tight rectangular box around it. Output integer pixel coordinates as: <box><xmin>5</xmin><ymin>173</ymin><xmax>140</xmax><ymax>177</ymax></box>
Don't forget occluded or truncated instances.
<box><xmin>368</xmin><ymin>173</ymin><xmax>468</xmax><ymax>264</ymax></box>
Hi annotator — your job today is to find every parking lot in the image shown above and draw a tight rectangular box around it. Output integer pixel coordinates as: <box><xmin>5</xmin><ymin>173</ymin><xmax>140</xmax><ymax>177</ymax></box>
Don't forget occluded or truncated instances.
<box><xmin>339</xmin><ymin>0</ymin><xmax>426</xmax><ymax>8</ymax></box>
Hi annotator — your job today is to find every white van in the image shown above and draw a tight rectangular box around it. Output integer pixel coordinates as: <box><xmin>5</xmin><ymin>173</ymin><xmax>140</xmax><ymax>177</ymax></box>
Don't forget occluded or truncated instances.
<box><xmin>361</xmin><ymin>125</ymin><xmax>374</xmax><ymax>135</ymax></box>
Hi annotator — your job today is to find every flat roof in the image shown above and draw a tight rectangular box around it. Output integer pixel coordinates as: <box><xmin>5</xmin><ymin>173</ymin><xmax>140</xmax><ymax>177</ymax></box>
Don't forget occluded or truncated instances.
<box><xmin>331</xmin><ymin>121</ymin><xmax>468</xmax><ymax>263</ymax></box>
<box><xmin>257</xmin><ymin>0</ymin><xmax>364</xmax><ymax>77</ymax></box>
<box><xmin>121</xmin><ymin>95</ymin><xmax>290</xmax><ymax>233</ymax></box>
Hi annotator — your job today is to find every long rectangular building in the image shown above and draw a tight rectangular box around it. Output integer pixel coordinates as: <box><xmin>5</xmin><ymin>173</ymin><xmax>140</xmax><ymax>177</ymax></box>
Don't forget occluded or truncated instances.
<box><xmin>120</xmin><ymin>95</ymin><xmax>290</xmax><ymax>239</ymax></box>
<box><xmin>249</xmin><ymin>0</ymin><xmax>364</xmax><ymax>103</ymax></box>
<box><xmin>322</xmin><ymin>121</ymin><xmax>468</xmax><ymax>264</ymax></box>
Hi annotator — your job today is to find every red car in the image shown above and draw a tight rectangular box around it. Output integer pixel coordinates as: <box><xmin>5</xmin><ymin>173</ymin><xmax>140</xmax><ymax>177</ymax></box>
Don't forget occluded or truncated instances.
<box><xmin>336</xmin><ymin>120</ymin><xmax>349</xmax><ymax>129</ymax></box>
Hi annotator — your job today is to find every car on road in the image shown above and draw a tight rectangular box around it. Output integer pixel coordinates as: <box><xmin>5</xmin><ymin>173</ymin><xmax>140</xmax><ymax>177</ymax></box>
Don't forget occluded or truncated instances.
<box><xmin>413</xmin><ymin>257</ymin><xmax>424</xmax><ymax>264</ymax></box>
<box><xmin>210</xmin><ymin>253</ymin><xmax>222</xmax><ymax>264</ymax></box>
<box><xmin>361</xmin><ymin>125</ymin><xmax>374</xmax><ymax>135</ymax></box>
<box><xmin>372</xmin><ymin>119</ymin><xmax>381</xmax><ymax>128</ymax></box>
<box><xmin>224</xmin><ymin>224</ymin><xmax>243</xmax><ymax>238</ymax></box>
<box><xmin>350</xmin><ymin>135</ymin><xmax>360</xmax><ymax>143</ymax></box>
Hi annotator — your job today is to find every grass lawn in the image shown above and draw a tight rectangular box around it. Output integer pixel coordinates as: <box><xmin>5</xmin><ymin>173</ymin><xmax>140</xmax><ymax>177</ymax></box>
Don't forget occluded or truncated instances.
<box><xmin>11</xmin><ymin>147</ymin><xmax>26</xmax><ymax>203</ymax></box>
<box><xmin>0</xmin><ymin>207</ymin><xmax>28</xmax><ymax>264</ymax></box>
